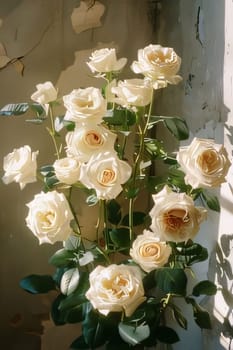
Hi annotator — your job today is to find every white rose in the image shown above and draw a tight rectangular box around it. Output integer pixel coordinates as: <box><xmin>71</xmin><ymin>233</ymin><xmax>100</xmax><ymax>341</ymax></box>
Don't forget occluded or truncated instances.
<box><xmin>87</xmin><ymin>48</ymin><xmax>127</xmax><ymax>74</ymax></box>
<box><xmin>85</xmin><ymin>264</ymin><xmax>146</xmax><ymax>317</ymax></box>
<box><xmin>149</xmin><ymin>185</ymin><xmax>207</xmax><ymax>242</ymax></box>
<box><xmin>63</xmin><ymin>87</ymin><xmax>107</xmax><ymax>124</ymax></box>
<box><xmin>79</xmin><ymin>152</ymin><xmax>132</xmax><ymax>200</ymax></box>
<box><xmin>111</xmin><ymin>78</ymin><xmax>153</xmax><ymax>107</ymax></box>
<box><xmin>130</xmin><ymin>230</ymin><xmax>171</xmax><ymax>273</ymax></box>
<box><xmin>65</xmin><ymin>122</ymin><xmax>117</xmax><ymax>162</ymax></box>
<box><xmin>26</xmin><ymin>191</ymin><xmax>74</xmax><ymax>244</ymax></box>
<box><xmin>31</xmin><ymin>81</ymin><xmax>58</xmax><ymax>104</ymax></box>
<box><xmin>53</xmin><ymin>157</ymin><xmax>80</xmax><ymax>185</ymax></box>
<box><xmin>176</xmin><ymin>137</ymin><xmax>231</xmax><ymax>189</ymax></box>
<box><xmin>131</xmin><ymin>44</ymin><xmax>182</xmax><ymax>88</ymax></box>
<box><xmin>2</xmin><ymin>145</ymin><xmax>38</xmax><ymax>190</ymax></box>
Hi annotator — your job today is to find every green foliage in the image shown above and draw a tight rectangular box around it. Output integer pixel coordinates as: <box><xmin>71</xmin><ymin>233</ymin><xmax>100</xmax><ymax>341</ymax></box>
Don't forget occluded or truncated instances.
<box><xmin>118</xmin><ymin>322</ymin><xmax>150</xmax><ymax>345</ymax></box>
<box><xmin>49</xmin><ymin>248</ymin><xmax>77</xmax><ymax>267</ymax></box>
<box><xmin>200</xmin><ymin>190</ymin><xmax>220</xmax><ymax>212</ymax></box>
<box><xmin>103</xmin><ymin>108</ymin><xmax>136</xmax><ymax>127</ymax></box>
<box><xmin>107</xmin><ymin>199</ymin><xmax>122</xmax><ymax>225</ymax></box>
<box><xmin>169</xmin><ymin>240</ymin><xmax>209</xmax><ymax>267</ymax></box>
<box><xmin>155</xmin><ymin>267</ymin><xmax>187</xmax><ymax>295</ymax></box>
<box><xmin>169</xmin><ymin>303</ymin><xmax>188</xmax><ymax>330</ymax></box>
<box><xmin>192</xmin><ymin>280</ymin><xmax>217</xmax><ymax>297</ymax></box>
<box><xmin>156</xmin><ymin>326</ymin><xmax>180</xmax><ymax>344</ymax></box>
<box><xmin>0</xmin><ymin>103</ymin><xmax>29</xmax><ymax>116</ymax></box>
<box><xmin>148</xmin><ymin>116</ymin><xmax>189</xmax><ymax>140</ymax></box>
<box><xmin>19</xmin><ymin>274</ymin><xmax>56</xmax><ymax>294</ymax></box>
<box><xmin>186</xmin><ymin>297</ymin><xmax>212</xmax><ymax>329</ymax></box>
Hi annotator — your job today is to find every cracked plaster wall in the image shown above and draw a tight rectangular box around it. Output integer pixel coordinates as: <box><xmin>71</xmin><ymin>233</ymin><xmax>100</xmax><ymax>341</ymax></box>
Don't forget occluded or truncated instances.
<box><xmin>0</xmin><ymin>0</ymin><xmax>154</xmax><ymax>348</ymax></box>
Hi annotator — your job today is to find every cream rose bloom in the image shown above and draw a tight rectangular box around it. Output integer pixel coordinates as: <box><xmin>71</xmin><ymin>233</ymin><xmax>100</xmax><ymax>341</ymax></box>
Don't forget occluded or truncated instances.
<box><xmin>149</xmin><ymin>185</ymin><xmax>207</xmax><ymax>242</ymax></box>
<box><xmin>87</xmin><ymin>48</ymin><xmax>127</xmax><ymax>74</ymax></box>
<box><xmin>85</xmin><ymin>264</ymin><xmax>146</xmax><ymax>317</ymax></box>
<box><xmin>26</xmin><ymin>191</ymin><xmax>74</xmax><ymax>244</ymax></box>
<box><xmin>53</xmin><ymin>157</ymin><xmax>80</xmax><ymax>185</ymax></box>
<box><xmin>2</xmin><ymin>145</ymin><xmax>38</xmax><ymax>190</ymax></box>
<box><xmin>131</xmin><ymin>44</ymin><xmax>182</xmax><ymax>88</ymax></box>
<box><xmin>65</xmin><ymin>122</ymin><xmax>117</xmax><ymax>162</ymax></box>
<box><xmin>176</xmin><ymin>137</ymin><xmax>231</xmax><ymax>189</ymax></box>
<box><xmin>31</xmin><ymin>81</ymin><xmax>58</xmax><ymax>104</ymax></box>
<box><xmin>63</xmin><ymin>87</ymin><xmax>107</xmax><ymax>124</ymax></box>
<box><xmin>111</xmin><ymin>78</ymin><xmax>153</xmax><ymax>107</ymax></box>
<box><xmin>130</xmin><ymin>230</ymin><xmax>171</xmax><ymax>273</ymax></box>
<box><xmin>79</xmin><ymin>152</ymin><xmax>132</xmax><ymax>200</ymax></box>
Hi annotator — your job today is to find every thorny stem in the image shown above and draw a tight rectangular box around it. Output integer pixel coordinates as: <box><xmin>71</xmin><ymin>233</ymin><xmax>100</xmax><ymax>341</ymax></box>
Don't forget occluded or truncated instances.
<box><xmin>128</xmin><ymin>91</ymin><xmax>154</xmax><ymax>243</ymax></box>
<box><xmin>67</xmin><ymin>187</ymin><xmax>86</xmax><ymax>252</ymax></box>
<box><xmin>47</xmin><ymin>104</ymin><xmax>60</xmax><ymax>159</ymax></box>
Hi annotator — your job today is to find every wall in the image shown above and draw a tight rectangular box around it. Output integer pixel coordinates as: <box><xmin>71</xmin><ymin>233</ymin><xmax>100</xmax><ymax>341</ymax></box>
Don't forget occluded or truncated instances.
<box><xmin>0</xmin><ymin>1</ymin><xmax>153</xmax><ymax>348</ymax></box>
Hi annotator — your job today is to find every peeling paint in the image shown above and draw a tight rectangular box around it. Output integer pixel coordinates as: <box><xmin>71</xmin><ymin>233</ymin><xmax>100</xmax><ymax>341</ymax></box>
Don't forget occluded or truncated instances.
<box><xmin>71</xmin><ymin>0</ymin><xmax>105</xmax><ymax>34</ymax></box>
<box><xmin>56</xmin><ymin>42</ymin><xmax>116</xmax><ymax>95</ymax></box>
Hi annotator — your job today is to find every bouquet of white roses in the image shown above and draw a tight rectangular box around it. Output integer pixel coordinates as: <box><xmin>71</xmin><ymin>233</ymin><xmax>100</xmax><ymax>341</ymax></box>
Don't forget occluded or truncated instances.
<box><xmin>1</xmin><ymin>44</ymin><xmax>231</xmax><ymax>349</ymax></box>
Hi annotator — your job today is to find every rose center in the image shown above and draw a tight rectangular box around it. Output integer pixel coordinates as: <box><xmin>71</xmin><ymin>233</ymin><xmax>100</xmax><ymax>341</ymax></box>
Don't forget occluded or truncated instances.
<box><xmin>163</xmin><ymin>209</ymin><xmax>189</xmax><ymax>231</ymax></box>
<box><xmin>147</xmin><ymin>50</ymin><xmax>172</xmax><ymax>64</ymax></box>
<box><xmin>38</xmin><ymin>211</ymin><xmax>55</xmax><ymax>228</ymax></box>
<box><xmin>99</xmin><ymin>168</ymin><xmax>116</xmax><ymax>186</ymax></box>
<box><xmin>140</xmin><ymin>243</ymin><xmax>159</xmax><ymax>257</ymax></box>
<box><xmin>85</xmin><ymin>131</ymin><xmax>103</xmax><ymax>146</ymax></box>
<box><xmin>75</xmin><ymin>98</ymin><xmax>93</xmax><ymax>108</ymax></box>
<box><xmin>197</xmin><ymin>150</ymin><xmax>219</xmax><ymax>174</ymax></box>
<box><xmin>103</xmin><ymin>275</ymin><xmax>129</xmax><ymax>298</ymax></box>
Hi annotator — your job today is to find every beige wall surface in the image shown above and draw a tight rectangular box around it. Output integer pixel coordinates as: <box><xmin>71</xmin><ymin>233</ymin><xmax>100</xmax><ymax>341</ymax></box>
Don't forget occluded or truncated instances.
<box><xmin>0</xmin><ymin>0</ymin><xmax>154</xmax><ymax>348</ymax></box>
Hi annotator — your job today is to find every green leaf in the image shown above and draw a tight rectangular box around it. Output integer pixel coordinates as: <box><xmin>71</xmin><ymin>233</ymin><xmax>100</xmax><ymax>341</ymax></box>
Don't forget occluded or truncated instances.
<box><xmin>109</xmin><ymin>228</ymin><xmax>130</xmax><ymax>249</ymax></box>
<box><xmin>109</xmin><ymin>227</ymin><xmax>130</xmax><ymax>248</ymax></box>
<box><xmin>19</xmin><ymin>274</ymin><xmax>56</xmax><ymax>294</ymax></box>
<box><xmin>29</xmin><ymin>103</ymin><xmax>45</xmax><ymax>117</ymax></box>
<box><xmin>64</xmin><ymin>304</ymin><xmax>84</xmax><ymax>324</ymax></box>
<box><xmin>118</xmin><ymin>322</ymin><xmax>150</xmax><ymax>345</ymax></box>
<box><xmin>147</xmin><ymin>175</ymin><xmax>168</xmax><ymax>193</ymax></box>
<box><xmin>169</xmin><ymin>303</ymin><xmax>188</xmax><ymax>330</ymax></box>
<box><xmin>40</xmin><ymin>165</ymin><xmax>55</xmax><ymax>175</ymax></box>
<box><xmin>60</xmin><ymin>268</ymin><xmax>80</xmax><ymax>295</ymax></box>
<box><xmin>121</xmin><ymin>211</ymin><xmax>147</xmax><ymax>227</ymax></box>
<box><xmin>59</xmin><ymin>272</ymin><xmax>89</xmax><ymax>311</ymax></box>
<box><xmin>156</xmin><ymin>326</ymin><xmax>180</xmax><ymax>344</ymax></box>
<box><xmin>163</xmin><ymin>117</ymin><xmax>189</xmax><ymax>140</ymax></box>
<box><xmin>82</xmin><ymin>303</ymin><xmax>106</xmax><ymax>348</ymax></box>
<box><xmin>201</xmin><ymin>190</ymin><xmax>220</xmax><ymax>212</ymax></box>
<box><xmin>106</xmin><ymin>338</ymin><xmax>131</xmax><ymax>350</ymax></box>
<box><xmin>64</xmin><ymin>234</ymin><xmax>81</xmax><ymax>250</ymax></box>
<box><xmin>44</xmin><ymin>175</ymin><xmax>59</xmax><ymax>189</ymax></box>
<box><xmin>51</xmin><ymin>294</ymin><xmax>66</xmax><ymax>325</ymax></box>
<box><xmin>103</xmin><ymin>108</ymin><xmax>136</xmax><ymax>127</ymax></box>
<box><xmin>0</xmin><ymin>103</ymin><xmax>29</xmax><ymax>116</ymax></box>
<box><xmin>170</xmin><ymin>241</ymin><xmax>208</xmax><ymax>266</ymax></box>
<box><xmin>124</xmin><ymin>187</ymin><xmax>140</xmax><ymax>199</ymax></box>
<box><xmin>70</xmin><ymin>335</ymin><xmax>89</xmax><ymax>349</ymax></box>
<box><xmin>186</xmin><ymin>297</ymin><xmax>212</xmax><ymax>329</ymax></box>
<box><xmin>144</xmin><ymin>138</ymin><xmax>166</xmax><ymax>159</ymax></box>
<box><xmin>107</xmin><ymin>199</ymin><xmax>122</xmax><ymax>225</ymax></box>
<box><xmin>192</xmin><ymin>280</ymin><xmax>217</xmax><ymax>297</ymax></box>
<box><xmin>149</xmin><ymin>116</ymin><xmax>189</xmax><ymax>140</ymax></box>
<box><xmin>155</xmin><ymin>267</ymin><xmax>187</xmax><ymax>295</ymax></box>
<box><xmin>49</xmin><ymin>248</ymin><xmax>76</xmax><ymax>267</ymax></box>
<box><xmin>86</xmin><ymin>194</ymin><xmax>99</xmax><ymax>206</ymax></box>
